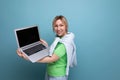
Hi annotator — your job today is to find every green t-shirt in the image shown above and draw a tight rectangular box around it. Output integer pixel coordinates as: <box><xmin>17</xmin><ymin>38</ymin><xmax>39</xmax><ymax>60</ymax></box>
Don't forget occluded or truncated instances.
<box><xmin>47</xmin><ymin>42</ymin><xmax>67</xmax><ymax>77</ymax></box>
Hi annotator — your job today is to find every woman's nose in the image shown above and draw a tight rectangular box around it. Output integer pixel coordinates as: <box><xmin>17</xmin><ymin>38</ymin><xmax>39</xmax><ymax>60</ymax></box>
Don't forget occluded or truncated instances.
<box><xmin>57</xmin><ymin>26</ymin><xmax>61</xmax><ymax>30</ymax></box>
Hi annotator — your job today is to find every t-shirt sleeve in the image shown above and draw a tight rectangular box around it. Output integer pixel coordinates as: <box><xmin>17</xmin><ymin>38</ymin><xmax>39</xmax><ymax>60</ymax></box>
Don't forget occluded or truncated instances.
<box><xmin>54</xmin><ymin>43</ymin><xmax>66</xmax><ymax>58</ymax></box>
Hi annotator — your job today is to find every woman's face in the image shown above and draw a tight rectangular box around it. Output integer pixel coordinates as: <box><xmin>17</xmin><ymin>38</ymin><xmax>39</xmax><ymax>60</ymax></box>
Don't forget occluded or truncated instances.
<box><xmin>54</xmin><ymin>19</ymin><xmax>67</xmax><ymax>37</ymax></box>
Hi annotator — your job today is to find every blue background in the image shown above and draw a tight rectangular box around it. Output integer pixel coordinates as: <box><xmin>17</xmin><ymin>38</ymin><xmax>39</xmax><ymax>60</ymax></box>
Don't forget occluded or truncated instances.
<box><xmin>0</xmin><ymin>0</ymin><xmax>120</xmax><ymax>80</ymax></box>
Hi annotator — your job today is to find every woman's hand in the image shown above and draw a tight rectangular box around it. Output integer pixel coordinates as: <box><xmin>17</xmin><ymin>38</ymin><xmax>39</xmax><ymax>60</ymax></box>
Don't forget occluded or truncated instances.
<box><xmin>16</xmin><ymin>48</ymin><xmax>29</xmax><ymax>60</ymax></box>
<box><xmin>16</xmin><ymin>48</ymin><xmax>23</xmax><ymax>57</ymax></box>
<box><xmin>40</xmin><ymin>39</ymin><xmax>48</xmax><ymax>47</ymax></box>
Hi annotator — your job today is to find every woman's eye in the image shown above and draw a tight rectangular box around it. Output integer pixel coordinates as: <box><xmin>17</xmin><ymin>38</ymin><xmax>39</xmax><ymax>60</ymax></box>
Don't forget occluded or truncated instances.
<box><xmin>54</xmin><ymin>25</ymin><xmax>58</xmax><ymax>27</ymax></box>
<box><xmin>60</xmin><ymin>24</ymin><xmax>63</xmax><ymax>27</ymax></box>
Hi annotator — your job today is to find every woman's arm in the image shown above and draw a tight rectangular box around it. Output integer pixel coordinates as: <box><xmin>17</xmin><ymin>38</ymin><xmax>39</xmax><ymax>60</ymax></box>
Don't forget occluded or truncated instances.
<box><xmin>37</xmin><ymin>39</ymin><xmax>60</xmax><ymax>63</ymax></box>
<box><xmin>16</xmin><ymin>39</ymin><xmax>60</xmax><ymax>63</ymax></box>
<box><xmin>37</xmin><ymin>53</ymin><xmax>59</xmax><ymax>63</ymax></box>
<box><xmin>16</xmin><ymin>49</ymin><xmax>60</xmax><ymax>63</ymax></box>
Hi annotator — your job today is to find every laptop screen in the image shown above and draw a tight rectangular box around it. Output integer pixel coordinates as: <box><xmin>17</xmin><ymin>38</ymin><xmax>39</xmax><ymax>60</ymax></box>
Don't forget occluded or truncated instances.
<box><xmin>16</xmin><ymin>26</ymin><xmax>40</xmax><ymax>47</ymax></box>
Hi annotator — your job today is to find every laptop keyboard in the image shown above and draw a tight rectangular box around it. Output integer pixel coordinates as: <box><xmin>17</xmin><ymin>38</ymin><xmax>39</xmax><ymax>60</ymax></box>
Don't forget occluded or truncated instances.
<box><xmin>23</xmin><ymin>44</ymin><xmax>46</xmax><ymax>56</ymax></box>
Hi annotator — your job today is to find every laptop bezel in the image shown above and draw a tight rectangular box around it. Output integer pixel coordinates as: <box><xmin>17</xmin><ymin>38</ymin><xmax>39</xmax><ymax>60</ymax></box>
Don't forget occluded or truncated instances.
<box><xmin>14</xmin><ymin>25</ymin><xmax>40</xmax><ymax>48</ymax></box>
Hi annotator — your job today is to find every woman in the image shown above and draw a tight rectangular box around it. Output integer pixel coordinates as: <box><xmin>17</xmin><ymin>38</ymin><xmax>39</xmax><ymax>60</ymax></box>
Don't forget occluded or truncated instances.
<box><xmin>17</xmin><ymin>15</ymin><xmax>77</xmax><ymax>80</ymax></box>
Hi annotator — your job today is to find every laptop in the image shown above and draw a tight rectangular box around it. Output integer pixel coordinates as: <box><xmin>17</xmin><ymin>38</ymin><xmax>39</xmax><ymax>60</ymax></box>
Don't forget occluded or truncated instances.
<box><xmin>14</xmin><ymin>25</ymin><xmax>49</xmax><ymax>63</ymax></box>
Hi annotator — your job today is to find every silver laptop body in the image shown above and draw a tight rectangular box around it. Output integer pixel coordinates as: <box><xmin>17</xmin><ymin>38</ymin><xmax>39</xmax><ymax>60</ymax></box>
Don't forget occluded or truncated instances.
<box><xmin>14</xmin><ymin>25</ymin><xmax>49</xmax><ymax>63</ymax></box>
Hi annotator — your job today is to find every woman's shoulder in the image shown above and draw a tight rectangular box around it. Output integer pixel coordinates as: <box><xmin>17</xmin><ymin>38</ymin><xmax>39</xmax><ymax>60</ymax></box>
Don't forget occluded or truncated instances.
<box><xmin>67</xmin><ymin>32</ymin><xmax>75</xmax><ymax>38</ymax></box>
